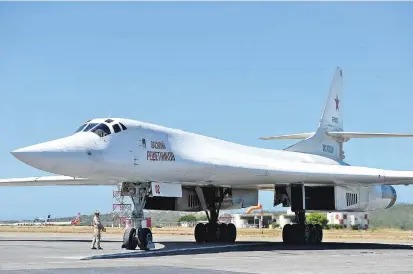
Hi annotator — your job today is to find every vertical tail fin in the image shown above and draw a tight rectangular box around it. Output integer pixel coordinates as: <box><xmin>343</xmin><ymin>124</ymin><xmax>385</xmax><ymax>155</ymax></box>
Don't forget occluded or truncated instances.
<box><xmin>261</xmin><ymin>67</ymin><xmax>413</xmax><ymax>160</ymax></box>
<box><xmin>284</xmin><ymin>67</ymin><xmax>345</xmax><ymax>161</ymax></box>
<box><xmin>71</xmin><ymin>213</ymin><xmax>81</xmax><ymax>225</ymax></box>
<box><xmin>319</xmin><ymin>67</ymin><xmax>343</xmax><ymax>132</ymax></box>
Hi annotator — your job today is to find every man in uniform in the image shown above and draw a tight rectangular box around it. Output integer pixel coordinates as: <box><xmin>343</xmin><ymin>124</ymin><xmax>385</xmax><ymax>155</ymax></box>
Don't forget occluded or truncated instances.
<box><xmin>91</xmin><ymin>210</ymin><xmax>104</xmax><ymax>250</ymax></box>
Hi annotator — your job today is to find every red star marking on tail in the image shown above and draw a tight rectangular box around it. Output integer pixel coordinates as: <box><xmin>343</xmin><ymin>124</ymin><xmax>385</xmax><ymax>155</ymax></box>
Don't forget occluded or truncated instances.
<box><xmin>334</xmin><ymin>95</ymin><xmax>340</xmax><ymax>111</ymax></box>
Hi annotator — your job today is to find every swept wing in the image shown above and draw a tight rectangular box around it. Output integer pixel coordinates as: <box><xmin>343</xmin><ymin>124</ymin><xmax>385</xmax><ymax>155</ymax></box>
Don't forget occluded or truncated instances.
<box><xmin>0</xmin><ymin>176</ymin><xmax>116</xmax><ymax>187</ymax></box>
<box><xmin>1</xmin><ymin>161</ymin><xmax>413</xmax><ymax>188</ymax></box>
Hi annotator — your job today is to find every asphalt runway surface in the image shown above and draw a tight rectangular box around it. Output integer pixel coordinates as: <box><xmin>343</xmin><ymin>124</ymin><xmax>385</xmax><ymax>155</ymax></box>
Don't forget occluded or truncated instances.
<box><xmin>1</xmin><ymin>232</ymin><xmax>413</xmax><ymax>273</ymax></box>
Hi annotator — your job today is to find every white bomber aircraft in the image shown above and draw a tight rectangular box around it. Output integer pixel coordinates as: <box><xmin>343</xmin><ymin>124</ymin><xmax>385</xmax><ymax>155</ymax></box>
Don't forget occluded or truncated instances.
<box><xmin>1</xmin><ymin>67</ymin><xmax>413</xmax><ymax>250</ymax></box>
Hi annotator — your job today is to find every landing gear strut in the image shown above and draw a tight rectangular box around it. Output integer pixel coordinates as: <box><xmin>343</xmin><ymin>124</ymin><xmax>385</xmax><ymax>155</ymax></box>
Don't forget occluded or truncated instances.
<box><xmin>121</xmin><ymin>182</ymin><xmax>155</xmax><ymax>251</ymax></box>
<box><xmin>194</xmin><ymin>187</ymin><xmax>237</xmax><ymax>243</ymax></box>
<box><xmin>282</xmin><ymin>211</ymin><xmax>323</xmax><ymax>245</ymax></box>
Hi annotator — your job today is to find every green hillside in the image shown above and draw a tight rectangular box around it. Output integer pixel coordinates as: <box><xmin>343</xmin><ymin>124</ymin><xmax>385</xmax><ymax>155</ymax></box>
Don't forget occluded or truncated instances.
<box><xmin>369</xmin><ymin>203</ymin><xmax>413</xmax><ymax>230</ymax></box>
<box><xmin>4</xmin><ymin>204</ymin><xmax>413</xmax><ymax>230</ymax></box>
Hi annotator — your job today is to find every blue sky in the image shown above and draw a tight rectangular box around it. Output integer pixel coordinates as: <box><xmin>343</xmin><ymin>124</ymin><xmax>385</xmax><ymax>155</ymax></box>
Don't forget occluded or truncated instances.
<box><xmin>0</xmin><ymin>2</ymin><xmax>412</xmax><ymax>220</ymax></box>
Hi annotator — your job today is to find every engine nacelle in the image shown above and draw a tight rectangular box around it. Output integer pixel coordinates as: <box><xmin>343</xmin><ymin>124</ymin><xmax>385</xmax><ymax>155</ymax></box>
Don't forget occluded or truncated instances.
<box><xmin>335</xmin><ymin>185</ymin><xmax>397</xmax><ymax>212</ymax></box>
<box><xmin>274</xmin><ymin>184</ymin><xmax>397</xmax><ymax>212</ymax></box>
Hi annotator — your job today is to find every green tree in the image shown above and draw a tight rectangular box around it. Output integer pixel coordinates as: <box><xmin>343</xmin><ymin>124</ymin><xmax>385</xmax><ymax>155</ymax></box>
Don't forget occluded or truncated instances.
<box><xmin>306</xmin><ymin>212</ymin><xmax>328</xmax><ymax>228</ymax></box>
<box><xmin>179</xmin><ymin>215</ymin><xmax>197</xmax><ymax>222</ymax></box>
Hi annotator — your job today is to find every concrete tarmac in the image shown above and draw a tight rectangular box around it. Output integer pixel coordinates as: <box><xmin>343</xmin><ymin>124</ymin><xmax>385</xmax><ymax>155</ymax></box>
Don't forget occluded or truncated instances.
<box><xmin>1</xmin><ymin>232</ymin><xmax>413</xmax><ymax>273</ymax></box>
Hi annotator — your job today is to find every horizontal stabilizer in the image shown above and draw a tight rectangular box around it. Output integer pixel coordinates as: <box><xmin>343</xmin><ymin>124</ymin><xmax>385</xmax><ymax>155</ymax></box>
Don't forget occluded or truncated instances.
<box><xmin>326</xmin><ymin>132</ymin><xmax>413</xmax><ymax>140</ymax></box>
<box><xmin>260</xmin><ymin>132</ymin><xmax>314</xmax><ymax>140</ymax></box>
<box><xmin>260</xmin><ymin>131</ymin><xmax>413</xmax><ymax>142</ymax></box>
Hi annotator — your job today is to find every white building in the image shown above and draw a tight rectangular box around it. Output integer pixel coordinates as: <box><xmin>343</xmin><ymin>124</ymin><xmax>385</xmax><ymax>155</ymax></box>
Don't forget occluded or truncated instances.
<box><xmin>327</xmin><ymin>212</ymin><xmax>369</xmax><ymax>229</ymax></box>
<box><xmin>219</xmin><ymin>212</ymin><xmax>279</xmax><ymax>228</ymax></box>
<box><xmin>219</xmin><ymin>213</ymin><xmax>248</xmax><ymax>228</ymax></box>
<box><xmin>278</xmin><ymin>208</ymin><xmax>296</xmax><ymax>228</ymax></box>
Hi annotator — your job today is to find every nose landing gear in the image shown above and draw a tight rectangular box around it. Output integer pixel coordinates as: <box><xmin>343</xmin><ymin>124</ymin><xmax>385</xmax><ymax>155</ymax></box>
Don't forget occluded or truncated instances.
<box><xmin>121</xmin><ymin>182</ymin><xmax>155</xmax><ymax>251</ymax></box>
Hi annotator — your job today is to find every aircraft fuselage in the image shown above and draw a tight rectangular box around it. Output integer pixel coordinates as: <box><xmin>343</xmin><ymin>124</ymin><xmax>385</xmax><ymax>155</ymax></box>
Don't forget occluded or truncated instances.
<box><xmin>11</xmin><ymin>118</ymin><xmax>344</xmax><ymax>188</ymax></box>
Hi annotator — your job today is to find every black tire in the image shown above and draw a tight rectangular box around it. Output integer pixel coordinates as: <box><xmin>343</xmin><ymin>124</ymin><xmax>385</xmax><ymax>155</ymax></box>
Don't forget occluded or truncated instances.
<box><xmin>137</xmin><ymin>228</ymin><xmax>153</xmax><ymax>250</ymax></box>
<box><xmin>123</xmin><ymin>227</ymin><xmax>138</xmax><ymax>250</ymax></box>
<box><xmin>292</xmin><ymin>224</ymin><xmax>305</xmax><ymax>245</ymax></box>
<box><xmin>308</xmin><ymin>224</ymin><xmax>317</xmax><ymax>245</ymax></box>
<box><xmin>218</xmin><ymin>223</ymin><xmax>228</xmax><ymax>242</ymax></box>
<box><xmin>227</xmin><ymin>223</ymin><xmax>237</xmax><ymax>243</ymax></box>
<box><xmin>314</xmin><ymin>224</ymin><xmax>323</xmax><ymax>244</ymax></box>
<box><xmin>194</xmin><ymin>223</ymin><xmax>206</xmax><ymax>243</ymax></box>
<box><xmin>304</xmin><ymin>224</ymin><xmax>311</xmax><ymax>244</ymax></box>
<box><xmin>205</xmin><ymin>223</ymin><xmax>219</xmax><ymax>242</ymax></box>
<box><xmin>282</xmin><ymin>224</ymin><xmax>292</xmax><ymax>244</ymax></box>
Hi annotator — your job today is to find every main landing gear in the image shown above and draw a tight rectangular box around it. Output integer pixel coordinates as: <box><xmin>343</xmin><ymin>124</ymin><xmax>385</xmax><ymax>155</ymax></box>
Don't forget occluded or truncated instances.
<box><xmin>121</xmin><ymin>182</ymin><xmax>155</xmax><ymax>251</ymax></box>
<box><xmin>282</xmin><ymin>211</ymin><xmax>323</xmax><ymax>245</ymax></box>
<box><xmin>194</xmin><ymin>187</ymin><xmax>237</xmax><ymax>243</ymax></box>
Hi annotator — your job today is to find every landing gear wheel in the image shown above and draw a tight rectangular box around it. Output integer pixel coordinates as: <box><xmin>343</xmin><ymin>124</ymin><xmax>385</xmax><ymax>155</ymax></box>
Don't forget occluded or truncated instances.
<box><xmin>123</xmin><ymin>227</ymin><xmax>138</xmax><ymax>250</ymax></box>
<box><xmin>218</xmin><ymin>223</ymin><xmax>228</xmax><ymax>242</ymax></box>
<box><xmin>314</xmin><ymin>224</ymin><xmax>323</xmax><ymax>244</ymax></box>
<box><xmin>193</xmin><ymin>187</ymin><xmax>237</xmax><ymax>244</ymax></box>
<box><xmin>121</xmin><ymin>182</ymin><xmax>153</xmax><ymax>251</ymax></box>
<box><xmin>308</xmin><ymin>224</ymin><xmax>317</xmax><ymax>244</ymax></box>
<box><xmin>195</xmin><ymin>223</ymin><xmax>206</xmax><ymax>243</ymax></box>
<box><xmin>227</xmin><ymin>223</ymin><xmax>237</xmax><ymax>243</ymax></box>
<box><xmin>137</xmin><ymin>228</ymin><xmax>153</xmax><ymax>251</ymax></box>
<box><xmin>283</xmin><ymin>224</ymin><xmax>305</xmax><ymax>245</ymax></box>
<box><xmin>293</xmin><ymin>225</ymin><xmax>305</xmax><ymax>245</ymax></box>
<box><xmin>282</xmin><ymin>223</ymin><xmax>324</xmax><ymax>245</ymax></box>
<box><xmin>303</xmin><ymin>224</ymin><xmax>312</xmax><ymax>244</ymax></box>
<box><xmin>205</xmin><ymin>223</ymin><xmax>219</xmax><ymax>242</ymax></box>
<box><xmin>282</xmin><ymin>224</ymin><xmax>292</xmax><ymax>244</ymax></box>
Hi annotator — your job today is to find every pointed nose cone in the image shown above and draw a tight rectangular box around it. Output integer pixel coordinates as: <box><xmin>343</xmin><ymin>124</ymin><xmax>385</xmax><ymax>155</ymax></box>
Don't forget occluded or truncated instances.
<box><xmin>11</xmin><ymin>133</ymin><xmax>102</xmax><ymax>176</ymax></box>
<box><xmin>11</xmin><ymin>148</ymin><xmax>42</xmax><ymax>167</ymax></box>
<box><xmin>11</xmin><ymin>140</ymin><xmax>63</xmax><ymax>165</ymax></box>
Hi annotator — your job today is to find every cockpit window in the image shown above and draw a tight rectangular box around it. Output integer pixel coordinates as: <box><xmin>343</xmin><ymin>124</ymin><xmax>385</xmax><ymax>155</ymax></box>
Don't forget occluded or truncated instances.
<box><xmin>74</xmin><ymin>124</ymin><xmax>87</xmax><ymax>133</ymax></box>
<box><xmin>90</xmin><ymin>123</ymin><xmax>111</xmax><ymax>137</ymax></box>
<box><xmin>82</xmin><ymin>123</ymin><xmax>98</xmax><ymax>132</ymax></box>
<box><xmin>113</xmin><ymin>124</ymin><xmax>121</xmax><ymax>133</ymax></box>
<box><xmin>119</xmin><ymin>122</ymin><xmax>127</xmax><ymax>130</ymax></box>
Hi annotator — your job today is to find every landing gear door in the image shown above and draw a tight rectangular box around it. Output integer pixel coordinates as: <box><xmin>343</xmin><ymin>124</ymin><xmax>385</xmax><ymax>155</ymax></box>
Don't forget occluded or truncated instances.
<box><xmin>151</xmin><ymin>182</ymin><xmax>182</xmax><ymax>198</ymax></box>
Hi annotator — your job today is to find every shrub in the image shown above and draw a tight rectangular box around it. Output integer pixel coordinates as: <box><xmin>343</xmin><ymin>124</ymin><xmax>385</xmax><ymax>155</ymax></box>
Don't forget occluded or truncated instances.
<box><xmin>179</xmin><ymin>215</ymin><xmax>197</xmax><ymax>222</ymax></box>
<box><xmin>306</xmin><ymin>213</ymin><xmax>328</xmax><ymax>228</ymax></box>
<box><xmin>272</xmin><ymin>223</ymin><xmax>280</xmax><ymax>228</ymax></box>
<box><xmin>196</xmin><ymin>214</ymin><xmax>208</xmax><ymax>221</ymax></box>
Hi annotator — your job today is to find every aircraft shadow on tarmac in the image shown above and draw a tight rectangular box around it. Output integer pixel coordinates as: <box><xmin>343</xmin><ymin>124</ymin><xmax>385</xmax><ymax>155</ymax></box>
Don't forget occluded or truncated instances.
<box><xmin>0</xmin><ymin>239</ymin><xmax>121</xmax><ymax>243</ymax></box>
<box><xmin>1</xmin><ymin>238</ymin><xmax>412</xmax><ymax>260</ymax></box>
<box><xmin>152</xmin><ymin>241</ymin><xmax>413</xmax><ymax>253</ymax></box>
<box><xmin>0</xmin><ymin>239</ymin><xmax>412</xmax><ymax>250</ymax></box>
<box><xmin>79</xmin><ymin>241</ymin><xmax>413</xmax><ymax>260</ymax></box>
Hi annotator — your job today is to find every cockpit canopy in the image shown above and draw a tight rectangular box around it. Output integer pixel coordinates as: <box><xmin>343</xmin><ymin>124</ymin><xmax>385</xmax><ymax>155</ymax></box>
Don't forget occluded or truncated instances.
<box><xmin>74</xmin><ymin>119</ymin><xmax>128</xmax><ymax>137</ymax></box>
